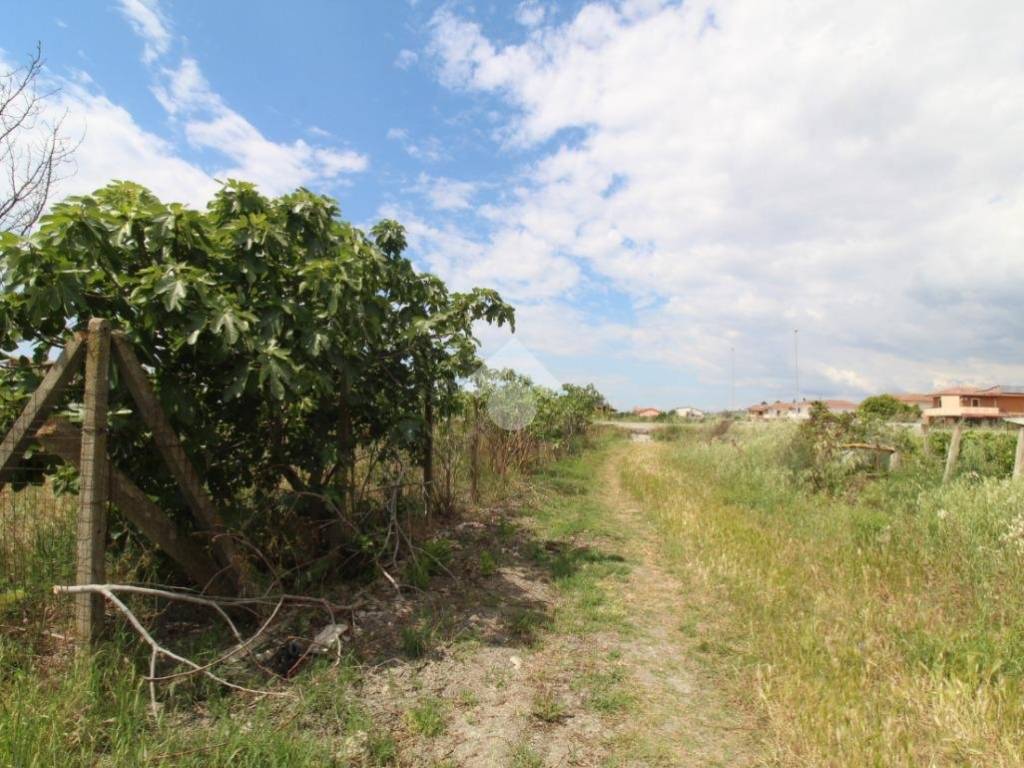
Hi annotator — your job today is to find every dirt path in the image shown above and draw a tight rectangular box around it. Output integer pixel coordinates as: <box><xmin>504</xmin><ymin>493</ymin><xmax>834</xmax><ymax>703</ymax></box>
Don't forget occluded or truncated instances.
<box><xmin>354</xmin><ymin>441</ymin><xmax>758</xmax><ymax>767</ymax></box>
<box><xmin>594</xmin><ymin>443</ymin><xmax>759</xmax><ymax>766</ymax></box>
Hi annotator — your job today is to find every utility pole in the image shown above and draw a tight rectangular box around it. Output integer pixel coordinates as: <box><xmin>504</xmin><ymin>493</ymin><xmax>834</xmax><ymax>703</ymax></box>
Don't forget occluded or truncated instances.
<box><xmin>793</xmin><ymin>329</ymin><xmax>800</xmax><ymax>402</ymax></box>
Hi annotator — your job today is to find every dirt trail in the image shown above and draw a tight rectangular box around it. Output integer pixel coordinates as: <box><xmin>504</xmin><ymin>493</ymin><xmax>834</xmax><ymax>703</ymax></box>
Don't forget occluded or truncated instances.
<box><xmin>592</xmin><ymin>443</ymin><xmax>759</xmax><ymax>767</ymax></box>
<box><xmin>356</xmin><ymin>441</ymin><xmax>758</xmax><ymax>767</ymax></box>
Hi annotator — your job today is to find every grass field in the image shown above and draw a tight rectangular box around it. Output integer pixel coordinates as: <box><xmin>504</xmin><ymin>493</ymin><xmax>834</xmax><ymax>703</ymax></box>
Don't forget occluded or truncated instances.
<box><xmin>4</xmin><ymin>423</ymin><xmax>1024</xmax><ymax>766</ymax></box>
<box><xmin>620</xmin><ymin>423</ymin><xmax>1024</xmax><ymax>766</ymax></box>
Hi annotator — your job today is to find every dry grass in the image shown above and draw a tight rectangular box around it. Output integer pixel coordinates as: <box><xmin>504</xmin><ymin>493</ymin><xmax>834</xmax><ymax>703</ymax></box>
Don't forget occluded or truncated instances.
<box><xmin>619</xmin><ymin>426</ymin><xmax>1024</xmax><ymax>766</ymax></box>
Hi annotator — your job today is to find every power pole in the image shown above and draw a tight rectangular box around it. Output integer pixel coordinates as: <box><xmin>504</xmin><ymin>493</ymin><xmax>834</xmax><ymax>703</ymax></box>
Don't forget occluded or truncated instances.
<box><xmin>793</xmin><ymin>329</ymin><xmax>800</xmax><ymax>402</ymax></box>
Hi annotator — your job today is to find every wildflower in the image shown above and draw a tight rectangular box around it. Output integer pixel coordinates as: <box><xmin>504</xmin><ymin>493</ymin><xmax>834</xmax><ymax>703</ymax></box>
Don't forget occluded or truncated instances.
<box><xmin>1003</xmin><ymin>512</ymin><xmax>1024</xmax><ymax>556</ymax></box>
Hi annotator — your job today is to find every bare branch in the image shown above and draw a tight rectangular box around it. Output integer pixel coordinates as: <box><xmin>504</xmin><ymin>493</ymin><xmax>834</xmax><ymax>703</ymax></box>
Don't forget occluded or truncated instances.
<box><xmin>0</xmin><ymin>44</ymin><xmax>78</xmax><ymax>234</ymax></box>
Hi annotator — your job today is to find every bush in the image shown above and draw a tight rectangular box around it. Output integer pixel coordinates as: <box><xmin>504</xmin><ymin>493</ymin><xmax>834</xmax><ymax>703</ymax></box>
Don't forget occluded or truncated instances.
<box><xmin>0</xmin><ymin>181</ymin><xmax>515</xmax><ymax>587</ymax></box>
<box><xmin>858</xmin><ymin>394</ymin><xmax>921</xmax><ymax>422</ymax></box>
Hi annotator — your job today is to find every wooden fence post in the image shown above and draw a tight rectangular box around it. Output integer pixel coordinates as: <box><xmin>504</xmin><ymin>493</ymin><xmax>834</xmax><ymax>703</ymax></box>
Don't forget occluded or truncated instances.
<box><xmin>942</xmin><ymin>420</ymin><xmax>964</xmax><ymax>484</ymax></box>
<box><xmin>1013</xmin><ymin>427</ymin><xmax>1024</xmax><ymax>480</ymax></box>
<box><xmin>76</xmin><ymin>319</ymin><xmax>111</xmax><ymax>643</ymax></box>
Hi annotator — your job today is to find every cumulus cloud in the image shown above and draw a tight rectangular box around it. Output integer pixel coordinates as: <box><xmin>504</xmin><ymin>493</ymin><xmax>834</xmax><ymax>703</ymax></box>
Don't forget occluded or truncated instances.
<box><xmin>0</xmin><ymin>53</ymin><xmax>217</xmax><ymax>207</ymax></box>
<box><xmin>380</xmin><ymin>204</ymin><xmax>580</xmax><ymax>301</ymax></box>
<box><xmin>426</xmin><ymin>1</ymin><xmax>1024</xmax><ymax>401</ymax></box>
<box><xmin>515</xmin><ymin>2</ymin><xmax>546</xmax><ymax>28</ymax></box>
<box><xmin>115</xmin><ymin>1</ymin><xmax>369</xmax><ymax>197</ymax></box>
<box><xmin>117</xmin><ymin>0</ymin><xmax>171</xmax><ymax>63</ymax></box>
<box><xmin>148</xmin><ymin>57</ymin><xmax>367</xmax><ymax>196</ymax></box>
<box><xmin>415</xmin><ymin>173</ymin><xmax>478</xmax><ymax>210</ymax></box>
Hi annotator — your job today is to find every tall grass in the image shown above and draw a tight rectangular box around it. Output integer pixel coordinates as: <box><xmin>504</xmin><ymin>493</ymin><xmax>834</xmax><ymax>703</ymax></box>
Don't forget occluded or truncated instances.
<box><xmin>620</xmin><ymin>423</ymin><xmax>1024</xmax><ymax>766</ymax></box>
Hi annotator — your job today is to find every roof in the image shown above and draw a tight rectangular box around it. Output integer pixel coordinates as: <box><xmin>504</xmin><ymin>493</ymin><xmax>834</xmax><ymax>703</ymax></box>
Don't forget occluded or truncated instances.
<box><xmin>933</xmin><ymin>386</ymin><xmax>985</xmax><ymax>396</ymax></box>
<box><xmin>986</xmin><ymin>385</ymin><xmax>1024</xmax><ymax>396</ymax></box>
<box><xmin>932</xmin><ymin>385</ymin><xmax>1024</xmax><ymax>397</ymax></box>
<box><xmin>889</xmin><ymin>393</ymin><xmax>932</xmax><ymax>404</ymax></box>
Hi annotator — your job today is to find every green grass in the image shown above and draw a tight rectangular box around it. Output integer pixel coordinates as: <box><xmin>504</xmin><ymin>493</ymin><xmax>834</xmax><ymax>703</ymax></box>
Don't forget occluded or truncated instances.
<box><xmin>619</xmin><ymin>423</ymin><xmax>1024</xmax><ymax>766</ymax></box>
<box><xmin>405</xmin><ymin>697</ymin><xmax>446</xmax><ymax>737</ymax></box>
<box><xmin>0</xmin><ymin>483</ymin><xmax>76</xmax><ymax>628</ymax></box>
<box><xmin>508</xmin><ymin>742</ymin><xmax>543</xmax><ymax>768</ymax></box>
<box><xmin>400</xmin><ymin>622</ymin><xmax>434</xmax><ymax>659</ymax></box>
<box><xmin>0</xmin><ymin>635</ymin><xmax>388</xmax><ymax>767</ymax></box>
<box><xmin>525</xmin><ymin>444</ymin><xmax>634</xmax><ymax>636</ymax></box>
<box><xmin>529</xmin><ymin>689</ymin><xmax>568</xmax><ymax>723</ymax></box>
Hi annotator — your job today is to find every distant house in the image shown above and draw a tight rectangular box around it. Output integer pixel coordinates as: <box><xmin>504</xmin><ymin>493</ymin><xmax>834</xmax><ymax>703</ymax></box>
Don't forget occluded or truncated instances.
<box><xmin>922</xmin><ymin>386</ymin><xmax>1024</xmax><ymax>424</ymax></box>
<box><xmin>748</xmin><ymin>399</ymin><xmax>857</xmax><ymax>421</ymax></box>
<box><xmin>673</xmin><ymin>406</ymin><xmax>705</xmax><ymax>419</ymax></box>
<box><xmin>633</xmin><ymin>407</ymin><xmax>662</xmax><ymax>419</ymax></box>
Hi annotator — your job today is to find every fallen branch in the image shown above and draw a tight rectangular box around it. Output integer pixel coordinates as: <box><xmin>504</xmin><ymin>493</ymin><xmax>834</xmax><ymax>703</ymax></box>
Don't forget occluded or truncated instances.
<box><xmin>52</xmin><ymin>583</ymin><xmax>359</xmax><ymax>713</ymax></box>
<box><xmin>838</xmin><ymin>442</ymin><xmax>897</xmax><ymax>453</ymax></box>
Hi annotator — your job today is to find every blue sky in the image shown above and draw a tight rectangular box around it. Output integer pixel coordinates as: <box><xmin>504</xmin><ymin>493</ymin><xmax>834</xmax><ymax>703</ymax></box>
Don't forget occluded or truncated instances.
<box><xmin>3</xmin><ymin>1</ymin><xmax>1024</xmax><ymax>410</ymax></box>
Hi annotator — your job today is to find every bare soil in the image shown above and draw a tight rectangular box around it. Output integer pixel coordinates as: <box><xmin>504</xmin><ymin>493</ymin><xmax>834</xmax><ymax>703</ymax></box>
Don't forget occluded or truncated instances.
<box><xmin>345</xmin><ymin>443</ymin><xmax>761</xmax><ymax>767</ymax></box>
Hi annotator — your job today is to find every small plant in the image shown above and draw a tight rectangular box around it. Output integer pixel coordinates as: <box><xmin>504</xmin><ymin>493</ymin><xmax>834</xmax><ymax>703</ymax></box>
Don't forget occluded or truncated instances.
<box><xmin>400</xmin><ymin>624</ymin><xmax>433</xmax><ymax>659</ymax></box>
<box><xmin>497</xmin><ymin>518</ymin><xmax>516</xmax><ymax>540</ymax></box>
<box><xmin>479</xmin><ymin>550</ymin><xmax>498</xmax><ymax>577</ymax></box>
<box><xmin>509</xmin><ymin>742</ymin><xmax>543</xmax><ymax>768</ymax></box>
<box><xmin>403</xmin><ymin>558</ymin><xmax>431</xmax><ymax>589</ymax></box>
<box><xmin>506</xmin><ymin>608</ymin><xmax>549</xmax><ymax>645</ymax></box>
<box><xmin>404</xmin><ymin>538</ymin><xmax>454</xmax><ymax>588</ymax></box>
<box><xmin>406</xmin><ymin>697</ymin><xmax>446</xmax><ymax>738</ymax></box>
<box><xmin>530</xmin><ymin>690</ymin><xmax>568</xmax><ymax>723</ymax></box>
<box><xmin>422</xmin><ymin>538</ymin><xmax>454</xmax><ymax>569</ymax></box>
<box><xmin>366</xmin><ymin>733</ymin><xmax>398</xmax><ymax>765</ymax></box>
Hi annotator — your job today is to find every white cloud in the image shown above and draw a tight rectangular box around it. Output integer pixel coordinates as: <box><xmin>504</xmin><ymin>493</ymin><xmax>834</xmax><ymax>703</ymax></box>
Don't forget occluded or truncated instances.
<box><xmin>415</xmin><ymin>173</ymin><xmax>477</xmax><ymax>210</ymax></box>
<box><xmin>380</xmin><ymin>204</ymin><xmax>579</xmax><ymax>301</ymax></box>
<box><xmin>0</xmin><ymin>49</ymin><xmax>217</xmax><ymax>207</ymax></box>
<box><xmin>821</xmin><ymin>366</ymin><xmax>875</xmax><ymax>395</ymax></box>
<box><xmin>117</xmin><ymin>0</ymin><xmax>171</xmax><ymax>63</ymax></box>
<box><xmin>427</xmin><ymin>1</ymin><xmax>1024</xmax><ymax>402</ymax></box>
<box><xmin>394</xmin><ymin>49</ymin><xmax>418</xmax><ymax>69</ymax></box>
<box><xmin>150</xmin><ymin>57</ymin><xmax>367</xmax><ymax>195</ymax></box>
<box><xmin>386</xmin><ymin>127</ymin><xmax>445</xmax><ymax>162</ymax></box>
<box><xmin>515</xmin><ymin>2</ymin><xmax>546</xmax><ymax>28</ymax></box>
<box><xmin>111</xmin><ymin>2</ymin><xmax>369</xmax><ymax>197</ymax></box>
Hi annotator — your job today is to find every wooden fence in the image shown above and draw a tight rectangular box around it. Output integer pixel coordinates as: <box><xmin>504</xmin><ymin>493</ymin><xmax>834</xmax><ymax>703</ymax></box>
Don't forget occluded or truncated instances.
<box><xmin>0</xmin><ymin>319</ymin><xmax>249</xmax><ymax>645</ymax></box>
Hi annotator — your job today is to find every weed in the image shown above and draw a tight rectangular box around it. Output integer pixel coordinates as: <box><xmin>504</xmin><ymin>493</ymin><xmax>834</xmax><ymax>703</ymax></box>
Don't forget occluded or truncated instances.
<box><xmin>366</xmin><ymin>732</ymin><xmax>398</xmax><ymax>765</ymax></box>
<box><xmin>400</xmin><ymin>623</ymin><xmax>434</xmax><ymax>659</ymax></box>
<box><xmin>508</xmin><ymin>741</ymin><xmax>543</xmax><ymax>768</ymax></box>
<box><xmin>406</xmin><ymin>697</ymin><xmax>446</xmax><ymax>737</ymax></box>
<box><xmin>530</xmin><ymin>689</ymin><xmax>569</xmax><ymax>723</ymax></box>
<box><xmin>479</xmin><ymin>549</ymin><xmax>498</xmax><ymax>576</ymax></box>
<box><xmin>619</xmin><ymin>425</ymin><xmax>1024</xmax><ymax>765</ymax></box>
<box><xmin>506</xmin><ymin>607</ymin><xmax>550</xmax><ymax>645</ymax></box>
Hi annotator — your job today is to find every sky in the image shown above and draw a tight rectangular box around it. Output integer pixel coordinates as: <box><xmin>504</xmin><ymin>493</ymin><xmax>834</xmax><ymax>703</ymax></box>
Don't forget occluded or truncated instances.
<box><xmin>3</xmin><ymin>0</ymin><xmax>1024</xmax><ymax>411</ymax></box>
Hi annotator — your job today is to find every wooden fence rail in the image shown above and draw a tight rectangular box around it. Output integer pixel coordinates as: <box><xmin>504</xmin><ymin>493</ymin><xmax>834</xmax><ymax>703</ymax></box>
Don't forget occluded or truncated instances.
<box><xmin>0</xmin><ymin>319</ymin><xmax>247</xmax><ymax>645</ymax></box>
